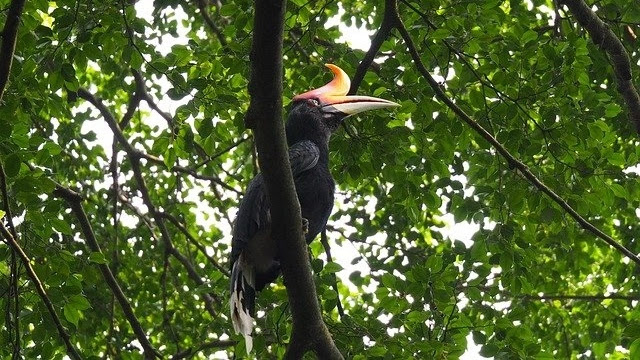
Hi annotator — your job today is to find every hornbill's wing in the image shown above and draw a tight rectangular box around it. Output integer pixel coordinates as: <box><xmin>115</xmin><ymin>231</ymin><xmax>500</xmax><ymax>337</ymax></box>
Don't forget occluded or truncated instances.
<box><xmin>230</xmin><ymin>140</ymin><xmax>319</xmax><ymax>264</ymax></box>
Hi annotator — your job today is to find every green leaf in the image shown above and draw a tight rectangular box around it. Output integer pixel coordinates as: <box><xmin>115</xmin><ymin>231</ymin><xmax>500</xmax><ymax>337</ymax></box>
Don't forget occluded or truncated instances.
<box><xmin>468</xmin><ymin>89</ymin><xmax>485</xmax><ymax>108</ymax></box>
<box><xmin>164</xmin><ymin>146</ymin><xmax>176</xmax><ymax>168</ymax></box>
<box><xmin>521</xmin><ymin>30</ymin><xmax>538</xmax><ymax>45</ymax></box>
<box><xmin>369</xmin><ymin>346</ymin><xmax>387</xmax><ymax>356</ymax></box>
<box><xmin>43</xmin><ymin>142</ymin><xmax>62</xmax><ymax>155</ymax></box>
<box><xmin>480</xmin><ymin>344</ymin><xmax>499</xmax><ymax>357</ymax></box>
<box><xmin>63</xmin><ymin>304</ymin><xmax>80</xmax><ymax>326</ymax></box>
<box><xmin>431</xmin><ymin>29</ymin><xmax>450</xmax><ymax>41</ymax></box>
<box><xmin>61</xmin><ymin>63</ymin><xmax>76</xmax><ymax>82</ymax></box>
<box><xmin>323</xmin><ymin>262</ymin><xmax>343</xmax><ymax>274</ymax></box>
<box><xmin>89</xmin><ymin>252</ymin><xmax>108</xmax><ymax>265</ymax></box>
<box><xmin>624</xmin><ymin>323</ymin><xmax>640</xmax><ymax>338</ymax></box>
<box><xmin>68</xmin><ymin>295</ymin><xmax>91</xmax><ymax>310</ymax></box>
<box><xmin>607</xmin><ymin>153</ymin><xmax>625</xmax><ymax>167</ymax></box>
<box><xmin>51</xmin><ymin>218</ymin><xmax>73</xmax><ymax>235</ymax></box>
<box><xmin>4</xmin><ymin>154</ymin><xmax>21</xmax><ymax>177</ymax></box>
<box><xmin>472</xmin><ymin>331</ymin><xmax>487</xmax><ymax>344</ymax></box>
<box><xmin>610</xmin><ymin>183</ymin><xmax>627</xmax><ymax>199</ymax></box>
<box><xmin>381</xmin><ymin>273</ymin><xmax>396</xmax><ymax>288</ymax></box>
<box><xmin>630</xmin><ymin>338</ymin><xmax>640</xmax><ymax>360</ymax></box>
<box><xmin>203</xmin><ymin>135</ymin><xmax>216</xmax><ymax>156</ymax></box>
<box><xmin>604</xmin><ymin>103</ymin><xmax>622</xmax><ymax>118</ymax></box>
<box><xmin>426</xmin><ymin>255</ymin><xmax>443</xmax><ymax>273</ymax></box>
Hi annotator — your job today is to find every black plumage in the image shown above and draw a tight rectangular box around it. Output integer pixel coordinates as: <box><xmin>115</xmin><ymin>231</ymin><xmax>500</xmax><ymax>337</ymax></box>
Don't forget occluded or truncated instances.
<box><xmin>229</xmin><ymin>64</ymin><xmax>398</xmax><ymax>353</ymax></box>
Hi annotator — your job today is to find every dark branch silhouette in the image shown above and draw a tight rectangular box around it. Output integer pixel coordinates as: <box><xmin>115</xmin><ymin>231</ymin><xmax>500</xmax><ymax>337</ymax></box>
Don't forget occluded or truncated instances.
<box><xmin>0</xmin><ymin>0</ymin><xmax>26</xmax><ymax>101</ymax></box>
<box><xmin>245</xmin><ymin>0</ymin><xmax>343</xmax><ymax>358</ymax></box>
<box><xmin>0</xmin><ymin>222</ymin><xmax>83</xmax><ymax>360</ymax></box>
<box><xmin>75</xmin><ymin>88</ymin><xmax>221</xmax><ymax>316</ymax></box>
<box><xmin>388</xmin><ymin>7</ymin><xmax>640</xmax><ymax>267</ymax></box>
<box><xmin>54</xmin><ymin>186</ymin><xmax>161</xmax><ymax>359</ymax></box>
<box><xmin>560</xmin><ymin>0</ymin><xmax>640</xmax><ymax>134</ymax></box>
<box><xmin>349</xmin><ymin>0</ymin><xmax>398</xmax><ymax>95</ymax></box>
<box><xmin>194</xmin><ymin>0</ymin><xmax>227</xmax><ymax>46</ymax></box>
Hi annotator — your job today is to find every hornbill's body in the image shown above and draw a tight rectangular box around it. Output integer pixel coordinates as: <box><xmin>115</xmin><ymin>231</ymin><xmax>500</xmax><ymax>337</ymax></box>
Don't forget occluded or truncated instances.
<box><xmin>229</xmin><ymin>65</ymin><xmax>398</xmax><ymax>352</ymax></box>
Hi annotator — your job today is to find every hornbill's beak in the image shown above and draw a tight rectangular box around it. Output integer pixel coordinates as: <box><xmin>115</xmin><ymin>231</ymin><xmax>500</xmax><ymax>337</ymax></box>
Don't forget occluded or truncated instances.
<box><xmin>293</xmin><ymin>64</ymin><xmax>399</xmax><ymax>116</ymax></box>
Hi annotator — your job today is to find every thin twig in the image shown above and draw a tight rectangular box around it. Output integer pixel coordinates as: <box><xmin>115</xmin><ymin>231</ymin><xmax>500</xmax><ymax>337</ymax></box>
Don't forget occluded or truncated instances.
<box><xmin>393</xmin><ymin>10</ymin><xmax>640</xmax><ymax>266</ymax></box>
<box><xmin>75</xmin><ymin>87</ymin><xmax>220</xmax><ymax>316</ymax></box>
<box><xmin>194</xmin><ymin>0</ymin><xmax>227</xmax><ymax>46</ymax></box>
<box><xmin>194</xmin><ymin>135</ymin><xmax>252</xmax><ymax>170</ymax></box>
<box><xmin>320</xmin><ymin>229</ymin><xmax>345</xmax><ymax>318</ymax></box>
<box><xmin>0</xmin><ymin>222</ymin><xmax>83</xmax><ymax>360</ymax></box>
<box><xmin>170</xmin><ymin>340</ymin><xmax>237</xmax><ymax>359</ymax></box>
<box><xmin>160</xmin><ymin>211</ymin><xmax>230</xmax><ymax>277</ymax></box>
<box><xmin>53</xmin><ymin>186</ymin><xmax>161</xmax><ymax>360</ymax></box>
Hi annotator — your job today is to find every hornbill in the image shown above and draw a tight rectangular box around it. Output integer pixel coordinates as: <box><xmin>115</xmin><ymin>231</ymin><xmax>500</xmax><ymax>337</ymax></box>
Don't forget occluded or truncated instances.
<box><xmin>230</xmin><ymin>64</ymin><xmax>398</xmax><ymax>352</ymax></box>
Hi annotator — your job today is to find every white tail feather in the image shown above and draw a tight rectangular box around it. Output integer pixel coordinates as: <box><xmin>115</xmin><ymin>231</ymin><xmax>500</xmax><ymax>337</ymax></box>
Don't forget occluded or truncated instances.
<box><xmin>230</xmin><ymin>255</ymin><xmax>255</xmax><ymax>354</ymax></box>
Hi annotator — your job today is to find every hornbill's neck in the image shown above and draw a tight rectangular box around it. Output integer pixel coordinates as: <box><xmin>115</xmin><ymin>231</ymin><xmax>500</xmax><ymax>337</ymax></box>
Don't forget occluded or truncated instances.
<box><xmin>285</xmin><ymin>63</ymin><xmax>399</xmax><ymax>167</ymax></box>
<box><xmin>285</xmin><ymin>115</ymin><xmax>331</xmax><ymax>165</ymax></box>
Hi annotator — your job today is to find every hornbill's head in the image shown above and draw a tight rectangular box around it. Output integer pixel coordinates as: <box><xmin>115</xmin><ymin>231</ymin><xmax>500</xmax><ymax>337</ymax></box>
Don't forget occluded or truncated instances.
<box><xmin>286</xmin><ymin>64</ymin><xmax>399</xmax><ymax>144</ymax></box>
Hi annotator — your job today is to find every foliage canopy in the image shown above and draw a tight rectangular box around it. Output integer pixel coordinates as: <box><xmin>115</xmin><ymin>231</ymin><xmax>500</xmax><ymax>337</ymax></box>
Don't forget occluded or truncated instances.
<box><xmin>1</xmin><ymin>0</ymin><xmax>640</xmax><ymax>358</ymax></box>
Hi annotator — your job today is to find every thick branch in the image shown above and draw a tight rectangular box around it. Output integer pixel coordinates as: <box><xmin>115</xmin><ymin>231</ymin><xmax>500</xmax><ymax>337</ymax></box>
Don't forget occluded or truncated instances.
<box><xmin>131</xmin><ymin>69</ymin><xmax>175</xmax><ymax>130</ymax></box>
<box><xmin>245</xmin><ymin>0</ymin><xmax>342</xmax><ymax>358</ymax></box>
<box><xmin>393</xmin><ymin>11</ymin><xmax>640</xmax><ymax>266</ymax></box>
<box><xmin>0</xmin><ymin>222</ymin><xmax>82</xmax><ymax>360</ymax></box>
<box><xmin>53</xmin><ymin>186</ymin><xmax>161</xmax><ymax>360</ymax></box>
<box><xmin>0</xmin><ymin>0</ymin><xmax>26</xmax><ymax>102</ymax></box>
<box><xmin>76</xmin><ymin>88</ymin><xmax>136</xmax><ymax>154</ymax></box>
<box><xmin>560</xmin><ymin>0</ymin><xmax>640</xmax><ymax>134</ymax></box>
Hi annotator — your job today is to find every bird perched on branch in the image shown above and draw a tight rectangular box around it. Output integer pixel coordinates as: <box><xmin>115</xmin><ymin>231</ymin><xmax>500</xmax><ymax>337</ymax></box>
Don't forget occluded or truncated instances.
<box><xmin>230</xmin><ymin>64</ymin><xmax>398</xmax><ymax>352</ymax></box>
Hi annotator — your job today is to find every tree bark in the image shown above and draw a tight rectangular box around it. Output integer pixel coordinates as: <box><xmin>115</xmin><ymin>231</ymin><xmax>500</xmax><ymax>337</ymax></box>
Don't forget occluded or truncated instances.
<box><xmin>0</xmin><ymin>0</ymin><xmax>26</xmax><ymax>102</ymax></box>
<box><xmin>244</xmin><ymin>0</ymin><xmax>343</xmax><ymax>358</ymax></box>
<box><xmin>559</xmin><ymin>0</ymin><xmax>640</xmax><ymax>134</ymax></box>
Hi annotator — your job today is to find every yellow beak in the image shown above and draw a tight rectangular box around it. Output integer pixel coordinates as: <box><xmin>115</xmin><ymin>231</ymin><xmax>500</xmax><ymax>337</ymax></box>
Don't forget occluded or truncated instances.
<box><xmin>293</xmin><ymin>64</ymin><xmax>399</xmax><ymax>116</ymax></box>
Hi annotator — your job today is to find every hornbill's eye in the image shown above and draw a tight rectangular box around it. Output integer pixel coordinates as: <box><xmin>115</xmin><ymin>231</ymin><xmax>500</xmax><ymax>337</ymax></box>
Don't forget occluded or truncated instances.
<box><xmin>309</xmin><ymin>98</ymin><xmax>320</xmax><ymax>107</ymax></box>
